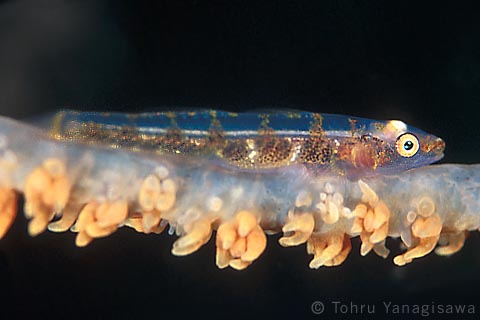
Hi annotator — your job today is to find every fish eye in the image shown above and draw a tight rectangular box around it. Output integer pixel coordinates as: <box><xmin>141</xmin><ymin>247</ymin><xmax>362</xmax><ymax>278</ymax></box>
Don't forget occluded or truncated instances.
<box><xmin>395</xmin><ymin>133</ymin><xmax>419</xmax><ymax>158</ymax></box>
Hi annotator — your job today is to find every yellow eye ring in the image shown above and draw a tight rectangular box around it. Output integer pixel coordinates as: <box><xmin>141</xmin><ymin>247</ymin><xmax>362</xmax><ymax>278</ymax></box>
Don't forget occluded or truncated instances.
<box><xmin>395</xmin><ymin>133</ymin><xmax>419</xmax><ymax>158</ymax></box>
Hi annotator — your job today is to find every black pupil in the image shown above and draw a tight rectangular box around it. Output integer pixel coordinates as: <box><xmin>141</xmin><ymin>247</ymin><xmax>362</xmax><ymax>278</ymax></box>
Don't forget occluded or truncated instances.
<box><xmin>404</xmin><ymin>140</ymin><xmax>414</xmax><ymax>151</ymax></box>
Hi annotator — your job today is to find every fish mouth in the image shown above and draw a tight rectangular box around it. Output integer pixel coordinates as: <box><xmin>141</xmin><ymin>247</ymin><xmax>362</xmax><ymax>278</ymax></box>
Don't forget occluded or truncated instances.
<box><xmin>423</xmin><ymin>137</ymin><xmax>445</xmax><ymax>160</ymax></box>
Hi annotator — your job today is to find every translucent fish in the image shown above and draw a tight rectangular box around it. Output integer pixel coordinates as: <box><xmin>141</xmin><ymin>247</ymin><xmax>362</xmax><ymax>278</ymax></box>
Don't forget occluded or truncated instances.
<box><xmin>43</xmin><ymin>110</ymin><xmax>445</xmax><ymax>177</ymax></box>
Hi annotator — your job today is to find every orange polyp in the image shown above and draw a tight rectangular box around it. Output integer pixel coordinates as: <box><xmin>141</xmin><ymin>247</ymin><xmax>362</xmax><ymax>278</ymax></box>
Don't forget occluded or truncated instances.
<box><xmin>75</xmin><ymin>202</ymin><xmax>97</xmax><ymax>231</ymax></box>
<box><xmin>411</xmin><ymin>214</ymin><xmax>443</xmax><ymax>238</ymax></box>
<box><xmin>360</xmin><ymin>231</ymin><xmax>374</xmax><ymax>256</ymax></box>
<box><xmin>350</xmin><ymin>217</ymin><xmax>363</xmax><ymax>234</ymax></box>
<box><xmin>74</xmin><ymin>202</ymin><xmax>96</xmax><ymax>247</ymax></box>
<box><xmin>136</xmin><ymin>174</ymin><xmax>170</xmax><ymax>234</ymax></box>
<box><xmin>279</xmin><ymin>212</ymin><xmax>314</xmax><ymax>247</ymax></box>
<box><xmin>216</xmin><ymin>221</ymin><xmax>237</xmax><ymax>250</ymax></box>
<box><xmin>363</xmin><ymin>209</ymin><xmax>376</xmax><ymax>233</ymax></box>
<box><xmin>307</xmin><ymin>233</ymin><xmax>348</xmax><ymax>269</ymax></box>
<box><xmin>394</xmin><ymin>208</ymin><xmax>443</xmax><ymax>266</ymax></box>
<box><xmin>85</xmin><ymin>222</ymin><xmax>117</xmax><ymax>238</ymax></box>
<box><xmin>372</xmin><ymin>202</ymin><xmax>389</xmax><ymax>229</ymax></box>
<box><xmin>156</xmin><ymin>179</ymin><xmax>177</xmax><ymax>211</ymax></box>
<box><xmin>352</xmin><ymin>180</ymin><xmax>391</xmax><ymax>258</ymax></box>
<box><xmin>75</xmin><ymin>231</ymin><xmax>93</xmax><ymax>247</ymax></box>
<box><xmin>51</xmin><ymin>176</ymin><xmax>71</xmax><ymax>212</ymax></box>
<box><xmin>48</xmin><ymin>202</ymin><xmax>84</xmax><ymax>232</ymax></box>
<box><xmin>24</xmin><ymin>159</ymin><xmax>72</xmax><ymax>236</ymax></box>
<box><xmin>124</xmin><ymin>217</ymin><xmax>144</xmax><ymax>233</ymax></box>
<box><xmin>228</xmin><ymin>259</ymin><xmax>251</xmax><ymax>271</ymax></box>
<box><xmin>29</xmin><ymin>214</ymin><xmax>53</xmax><ymax>237</ymax></box>
<box><xmin>25</xmin><ymin>167</ymin><xmax>50</xmax><ymax>197</ymax></box>
<box><xmin>139</xmin><ymin>175</ymin><xmax>159</xmax><ymax>211</ymax></box>
<box><xmin>369</xmin><ymin>221</ymin><xmax>389</xmax><ymax>244</ymax></box>
<box><xmin>236</xmin><ymin>210</ymin><xmax>257</xmax><ymax>238</ymax></box>
<box><xmin>323</xmin><ymin>235</ymin><xmax>352</xmax><ymax>266</ymax></box>
<box><xmin>394</xmin><ymin>235</ymin><xmax>440</xmax><ymax>266</ymax></box>
<box><xmin>72</xmin><ymin>204</ymin><xmax>96</xmax><ymax>246</ymax></box>
<box><xmin>372</xmin><ymin>240</ymin><xmax>390</xmax><ymax>259</ymax></box>
<box><xmin>139</xmin><ymin>173</ymin><xmax>177</xmax><ymax>214</ymax></box>
<box><xmin>72</xmin><ymin>201</ymin><xmax>129</xmax><ymax>247</ymax></box>
<box><xmin>242</xmin><ymin>225</ymin><xmax>266</xmax><ymax>261</ymax></box>
<box><xmin>0</xmin><ymin>188</ymin><xmax>16</xmax><ymax>239</ymax></box>
<box><xmin>171</xmin><ymin>218</ymin><xmax>213</xmax><ymax>256</ymax></box>
<box><xmin>435</xmin><ymin>231</ymin><xmax>467</xmax><ymax>256</ymax></box>
<box><xmin>95</xmin><ymin>200</ymin><xmax>128</xmax><ymax>228</ymax></box>
<box><xmin>141</xmin><ymin>210</ymin><xmax>163</xmax><ymax>234</ymax></box>
<box><xmin>215</xmin><ymin>210</ymin><xmax>266</xmax><ymax>270</ymax></box>
<box><xmin>230</xmin><ymin>237</ymin><xmax>247</xmax><ymax>257</ymax></box>
<box><xmin>353</xmin><ymin>203</ymin><xmax>367</xmax><ymax>219</ymax></box>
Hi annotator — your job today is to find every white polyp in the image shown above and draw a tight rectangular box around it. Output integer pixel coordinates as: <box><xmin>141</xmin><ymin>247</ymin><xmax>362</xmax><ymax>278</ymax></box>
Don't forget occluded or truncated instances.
<box><xmin>1</xmin><ymin>150</ymin><xmax>18</xmax><ymax>166</ymax></box>
<box><xmin>332</xmin><ymin>192</ymin><xmax>344</xmax><ymax>205</ymax></box>
<box><xmin>295</xmin><ymin>190</ymin><xmax>312</xmax><ymax>208</ymax></box>
<box><xmin>207</xmin><ymin>197</ymin><xmax>223</xmax><ymax>212</ymax></box>
<box><xmin>0</xmin><ymin>134</ymin><xmax>8</xmax><ymax>149</ymax></box>
<box><xmin>341</xmin><ymin>207</ymin><xmax>353</xmax><ymax>219</ymax></box>
<box><xmin>319</xmin><ymin>192</ymin><xmax>327</xmax><ymax>201</ymax></box>
<box><xmin>154</xmin><ymin>166</ymin><xmax>169</xmax><ymax>179</ymax></box>
<box><xmin>324</xmin><ymin>182</ymin><xmax>334</xmax><ymax>194</ymax></box>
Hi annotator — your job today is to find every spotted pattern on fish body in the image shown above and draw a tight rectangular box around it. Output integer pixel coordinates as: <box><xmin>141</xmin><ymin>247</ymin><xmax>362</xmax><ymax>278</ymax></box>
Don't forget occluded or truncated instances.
<box><xmin>48</xmin><ymin>110</ymin><xmax>444</xmax><ymax>177</ymax></box>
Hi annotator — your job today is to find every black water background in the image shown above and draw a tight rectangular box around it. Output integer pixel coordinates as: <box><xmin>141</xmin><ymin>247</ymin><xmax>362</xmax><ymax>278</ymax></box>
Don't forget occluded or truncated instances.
<box><xmin>0</xmin><ymin>1</ymin><xmax>479</xmax><ymax>319</ymax></box>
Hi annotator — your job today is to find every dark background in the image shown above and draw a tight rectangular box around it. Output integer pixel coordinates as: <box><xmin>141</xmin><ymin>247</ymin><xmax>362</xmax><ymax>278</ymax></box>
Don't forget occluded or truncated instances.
<box><xmin>0</xmin><ymin>1</ymin><xmax>479</xmax><ymax>319</ymax></box>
